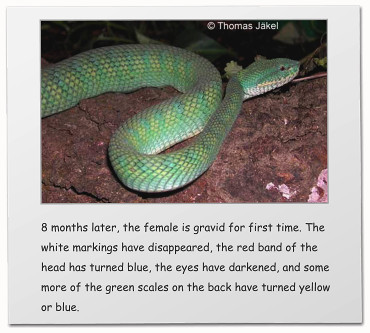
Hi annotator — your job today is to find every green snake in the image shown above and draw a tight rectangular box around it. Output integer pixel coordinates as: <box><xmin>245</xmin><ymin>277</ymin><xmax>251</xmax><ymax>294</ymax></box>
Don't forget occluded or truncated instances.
<box><xmin>42</xmin><ymin>44</ymin><xmax>299</xmax><ymax>192</ymax></box>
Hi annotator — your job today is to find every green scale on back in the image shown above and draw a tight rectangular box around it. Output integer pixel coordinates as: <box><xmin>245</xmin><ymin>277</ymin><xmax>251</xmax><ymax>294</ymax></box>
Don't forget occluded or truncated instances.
<box><xmin>42</xmin><ymin>44</ymin><xmax>299</xmax><ymax>192</ymax></box>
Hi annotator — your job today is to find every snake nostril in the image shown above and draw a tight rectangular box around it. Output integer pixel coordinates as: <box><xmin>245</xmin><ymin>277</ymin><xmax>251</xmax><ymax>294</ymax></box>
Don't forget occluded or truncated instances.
<box><xmin>280</xmin><ymin>66</ymin><xmax>285</xmax><ymax>71</ymax></box>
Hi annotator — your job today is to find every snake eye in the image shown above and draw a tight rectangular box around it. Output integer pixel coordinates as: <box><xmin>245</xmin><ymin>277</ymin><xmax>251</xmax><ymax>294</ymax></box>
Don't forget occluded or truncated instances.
<box><xmin>280</xmin><ymin>66</ymin><xmax>286</xmax><ymax>71</ymax></box>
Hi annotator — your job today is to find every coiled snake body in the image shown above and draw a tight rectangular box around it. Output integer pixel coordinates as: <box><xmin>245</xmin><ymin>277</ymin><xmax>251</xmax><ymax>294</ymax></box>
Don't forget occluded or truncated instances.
<box><xmin>42</xmin><ymin>44</ymin><xmax>299</xmax><ymax>192</ymax></box>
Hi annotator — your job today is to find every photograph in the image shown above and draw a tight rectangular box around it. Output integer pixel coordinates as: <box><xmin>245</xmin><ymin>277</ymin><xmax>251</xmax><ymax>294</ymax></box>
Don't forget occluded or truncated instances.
<box><xmin>41</xmin><ymin>20</ymin><xmax>327</xmax><ymax>203</ymax></box>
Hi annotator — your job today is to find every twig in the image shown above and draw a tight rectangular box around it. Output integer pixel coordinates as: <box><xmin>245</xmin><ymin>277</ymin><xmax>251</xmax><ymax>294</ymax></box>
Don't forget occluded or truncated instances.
<box><xmin>293</xmin><ymin>72</ymin><xmax>327</xmax><ymax>83</ymax></box>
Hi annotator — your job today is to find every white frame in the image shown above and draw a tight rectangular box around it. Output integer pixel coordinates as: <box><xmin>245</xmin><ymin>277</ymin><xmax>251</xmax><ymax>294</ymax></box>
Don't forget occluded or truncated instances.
<box><xmin>7</xmin><ymin>6</ymin><xmax>361</xmax><ymax>324</ymax></box>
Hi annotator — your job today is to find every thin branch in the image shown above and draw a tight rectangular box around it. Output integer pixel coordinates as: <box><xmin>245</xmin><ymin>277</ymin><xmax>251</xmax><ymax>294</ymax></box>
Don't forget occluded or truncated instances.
<box><xmin>293</xmin><ymin>72</ymin><xmax>327</xmax><ymax>83</ymax></box>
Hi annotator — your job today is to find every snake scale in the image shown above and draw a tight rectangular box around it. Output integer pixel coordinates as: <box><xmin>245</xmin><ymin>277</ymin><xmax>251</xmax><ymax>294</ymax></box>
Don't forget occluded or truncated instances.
<box><xmin>42</xmin><ymin>44</ymin><xmax>299</xmax><ymax>193</ymax></box>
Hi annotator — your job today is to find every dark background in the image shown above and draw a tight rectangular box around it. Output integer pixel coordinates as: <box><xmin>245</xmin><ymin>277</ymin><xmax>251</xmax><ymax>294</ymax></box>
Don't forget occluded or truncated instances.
<box><xmin>41</xmin><ymin>20</ymin><xmax>327</xmax><ymax>74</ymax></box>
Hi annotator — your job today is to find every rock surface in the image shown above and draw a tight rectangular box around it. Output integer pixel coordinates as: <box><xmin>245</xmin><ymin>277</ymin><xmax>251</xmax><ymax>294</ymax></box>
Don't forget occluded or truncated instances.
<box><xmin>42</xmin><ymin>77</ymin><xmax>327</xmax><ymax>203</ymax></box>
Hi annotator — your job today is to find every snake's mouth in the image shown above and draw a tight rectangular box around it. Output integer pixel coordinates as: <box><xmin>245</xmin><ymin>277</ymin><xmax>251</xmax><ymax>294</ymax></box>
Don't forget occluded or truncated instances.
<box><xmin>257</xmin><ymin>72</ymin><xmax>296</xmax><ymax>89</ymax></box>
<box><xmin>242</xmin><ymin>59</ymin><xmax>300</xmax><ymax>100</ymax></box>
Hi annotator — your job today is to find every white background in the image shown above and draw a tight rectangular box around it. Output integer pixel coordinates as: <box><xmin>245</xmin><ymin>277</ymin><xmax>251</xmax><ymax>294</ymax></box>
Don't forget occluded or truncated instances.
<box><xmin>1</xmin><ymin>0</ymin><xmax>368</xmax><ymax>331</ymax></box>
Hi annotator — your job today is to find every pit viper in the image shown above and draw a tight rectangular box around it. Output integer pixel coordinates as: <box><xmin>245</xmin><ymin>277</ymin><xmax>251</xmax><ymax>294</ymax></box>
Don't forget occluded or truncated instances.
<box><xmin>42</xmin><ymin>44</ymin><xmax>299</xmax><ymax>192</ymax></box>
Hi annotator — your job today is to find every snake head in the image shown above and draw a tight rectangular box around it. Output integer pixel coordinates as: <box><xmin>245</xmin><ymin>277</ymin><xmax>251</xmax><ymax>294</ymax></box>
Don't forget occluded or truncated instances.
<box><xmin>237</xmin><ymin>58</ymin><xmax>300</xmax><ymax>100</ymax></box>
